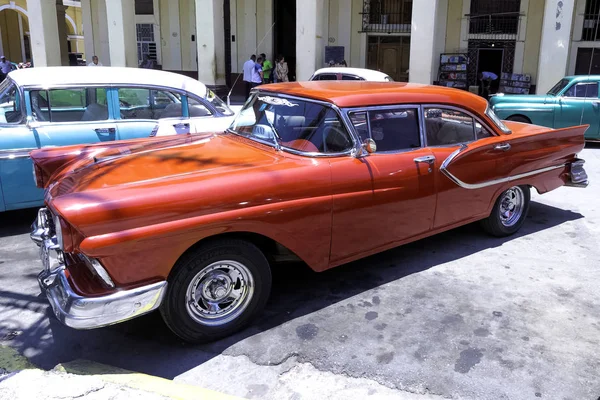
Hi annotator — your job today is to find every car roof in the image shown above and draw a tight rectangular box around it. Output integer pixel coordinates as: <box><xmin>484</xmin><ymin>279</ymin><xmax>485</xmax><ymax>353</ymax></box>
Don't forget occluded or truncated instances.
<box><xmin>8</xmin><ymin>67</ymin><xmax>208</xmax><ymax>97</ymax></box>
<box><xmin>563</xmin><ymin>75</ymin><xmax>600</xmax><ymax>82</ymax></box>
<box><xmin>260</xmin><ymin>81</ymin><xmax>489</xmax><ymax>112</ymax></box>
<box><xmin>311</xmin><ymin>67</ymin><xmax>391</xmax><ymax>81</ymax></box>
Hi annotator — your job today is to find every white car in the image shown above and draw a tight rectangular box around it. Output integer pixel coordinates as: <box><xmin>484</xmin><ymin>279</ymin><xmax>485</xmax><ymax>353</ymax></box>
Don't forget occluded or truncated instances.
<box><xmin>309</xmin><ymin>67</ymin><xmax>393</xmax><ymax>82</ymax></box>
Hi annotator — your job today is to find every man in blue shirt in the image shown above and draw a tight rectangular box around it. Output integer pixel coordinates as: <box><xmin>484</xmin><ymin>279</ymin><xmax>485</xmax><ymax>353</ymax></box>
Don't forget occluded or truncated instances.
<box><xmin>243</xmin><ymin>55</ymin><xmax>257</xmax><ymax>100</ymax></box>
<box><xmin>0</xmin><ymin>56</ymin><xmax>12</xmax><ymax>83</ymax></box>
<box><xmin>479</xmin><ymin>71</ymin><xmax>498</xmax><ymax>99</ymax></box>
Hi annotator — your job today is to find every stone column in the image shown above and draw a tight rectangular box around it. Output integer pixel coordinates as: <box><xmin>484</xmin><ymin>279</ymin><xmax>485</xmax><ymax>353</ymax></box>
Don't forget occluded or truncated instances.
<box><xmin>104</xmin><ymin>0</ymin><xmax>138</xmax><ymax>67</ymax></box>
<box><xmin>81</xmin><ymin>0</ymin><xmax>95</xmax><ymax>63</ymax></box>
<box><xmin>296</xmin><ymin>0</ymin><xmax>325</xmax><ymax>81</ymax></box>
<box><xmin>160</xmin><ymin>0</ymin><xmax>182</xmax><ymax>71</ymax></box>
<box><xmin>409</xmin><ymin>0</ymin><xmax>448</xmax><ymax>84</ymax></box>
<box><xmin>26</xmin><ymin>0</ymin><xmax>62</xmax><ymax>67</ymax></box>
<box><xmin>195</xmin><ymin>0</ymin><xmax>226</xmax><ymax>88</ymax></box>
<box><xmin>536</xmin><ymin>0</ymin><xmax>576</xmax><ymax>93</ymax></box>
<box><xmin>56</xmin><ymin>3</ymin><xmax>70</xmax><ymax>66</ymax></box>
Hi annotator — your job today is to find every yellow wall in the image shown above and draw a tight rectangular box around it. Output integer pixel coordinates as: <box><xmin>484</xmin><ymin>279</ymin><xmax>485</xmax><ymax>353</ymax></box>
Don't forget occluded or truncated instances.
<box><xmin>445</xmin><ymin>0</ymin><xmax>463</xmax><ymax>52</ymax></box>
<box><xmin>350</xmin><ymin>0</ymin><xmax>364</xmax><ymax>67</ymax></box>
<box><xmin>0</xmin><ymin>0</ymin><xmax>84</xmax><ymax>61</ymax></box>
<box><xmin>523</xmin><ymin>0</ymin><xmax>544</xmax><ymax>82</ymax></box>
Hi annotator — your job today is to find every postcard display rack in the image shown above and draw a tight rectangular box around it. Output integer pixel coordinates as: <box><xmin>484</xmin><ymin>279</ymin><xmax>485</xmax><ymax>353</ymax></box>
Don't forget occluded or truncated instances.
<box><xmin>498</xmin><ymin>73</ymin><xmax>532</xmax><ymax>94</ymax></box>
<box><xmin>438</xmin><ymin>54</ymin><xmax>469</xmax><ymax>89</ymax></box>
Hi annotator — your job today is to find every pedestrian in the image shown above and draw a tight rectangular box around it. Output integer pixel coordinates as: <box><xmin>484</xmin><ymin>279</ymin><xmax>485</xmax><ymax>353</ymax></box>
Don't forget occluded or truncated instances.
<box><xmin>479</xmin><ymin>71</ymin><xmax>498</xmax><ymax>99</ymax></box>
<box><xmin>243</xmin><ymin>55</ymin><xmax>257</xmax><ymax>99</ymax></box>
<box><xmin>0</xmin><ymin>56</ymin><xmax>12</xmax><ymax>83</ymax></box>
<box><xmin>140</xmin><ymin>54</ymin><xmax>157</xmax><ymax>69</ymax></box>
<box><xmin>252</xmin><ymin>56</ymin><xmax>264</xmax><ymax>90</ymax></box>
<box><xmin>261</xmin><ymin>53</ymin><xmax>273</xmax><ymax>83</ymax></box>
<box><xmin>88</xmin><ymin>55</ymin><xmax>103</xmax><ymax>67</ymax></box>
<box><xmin>275</xmin><ymin>55</ymin><xmax>289</xmax><ymax>83</ymax></box>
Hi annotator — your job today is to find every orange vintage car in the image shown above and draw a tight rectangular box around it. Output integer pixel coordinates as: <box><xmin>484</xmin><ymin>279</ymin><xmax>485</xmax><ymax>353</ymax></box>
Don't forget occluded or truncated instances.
<box><xmin>30</xmin><ymin>82</ymin><xmax>589</xmax><ymax>343</ymax></box>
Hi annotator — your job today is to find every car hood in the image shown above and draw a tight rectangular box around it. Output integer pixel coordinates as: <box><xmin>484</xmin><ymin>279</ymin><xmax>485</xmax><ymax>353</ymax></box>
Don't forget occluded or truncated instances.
<box><xmin>48</xmin><ymin>133</ymin><xmax>278</xmax><ymax>198</ymax></box>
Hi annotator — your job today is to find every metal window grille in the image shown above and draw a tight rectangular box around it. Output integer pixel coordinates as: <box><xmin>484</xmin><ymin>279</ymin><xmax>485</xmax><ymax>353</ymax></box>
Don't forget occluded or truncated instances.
<box><xmin>582</xmin><ymin>0</ymin><xmax>600</xmax><ymax>41</ymax></box>
<box><xmin>360</xmin><ymin>0</ymin><xmax>412</xmax><ymax>33</ymax></box>
<box><xmin>136</xmin><ymin>24</ymin><xmax>157</xmax><ymax>62</ymax></box>
<box><xmin>466</xmin><ymin>0</ymin><xmax>522</xmax><ymax>40</ymax></box>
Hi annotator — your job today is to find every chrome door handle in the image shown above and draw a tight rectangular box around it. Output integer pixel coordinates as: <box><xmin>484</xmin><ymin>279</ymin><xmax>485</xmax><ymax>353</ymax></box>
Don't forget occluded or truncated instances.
<box><xmin>414</xmin><ymin>155</ymin><xmax>435</xmax><ymax>173</ymax></box>
<box><xmin>94</xmin><ymin>127</ymin><xmax>116</xmax><ymax>135</ymax></box>
<box><xmin>494</xmin><ymin>143</ymin><xmax>511</xmax><ymax>151</ymax></box>
<box><xmin>413</xmin><ymin>155</ymin><xmax>435</xmax><ymax>164</ymax></box>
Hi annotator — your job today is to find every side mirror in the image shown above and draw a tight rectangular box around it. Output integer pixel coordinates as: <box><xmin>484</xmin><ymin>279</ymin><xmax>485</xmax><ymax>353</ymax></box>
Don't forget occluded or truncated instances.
<box><xmin>363</xmin><ymin>138</ymin><xmax>377</xmax><ymax>154</ymax></box>
<box><xmin>26</xmin><ymin>115</ymin><xmax>34</xmax><ymax>129</ymax></box>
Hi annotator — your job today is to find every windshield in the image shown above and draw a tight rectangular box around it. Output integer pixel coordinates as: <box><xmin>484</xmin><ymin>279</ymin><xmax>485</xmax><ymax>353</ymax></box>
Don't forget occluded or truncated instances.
<box><xmin>229</xmin><ymin>93</ymin><xmax>354</xmax><ymax>154</ymax></box>
<box><xmin>206</xmin><ymin>89</ymin><xmax>234</xmax><ymax>116</ymax></box>
<box><xmin>0</xmin><ymin>79</ymin><xmax>22</xmax><ymax>124</ymax></box>
<box><xmin>548</xmin><ymin>79</ymin><xmax>570</xmax><ymax>96</ymax></box>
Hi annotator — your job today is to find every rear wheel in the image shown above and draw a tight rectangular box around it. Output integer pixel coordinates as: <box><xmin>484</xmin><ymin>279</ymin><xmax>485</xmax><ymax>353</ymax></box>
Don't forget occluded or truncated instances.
<box><xmin>481</xmin><ymin>185</ymin><xmax>530</xmax><ymax>237</ymax></box>
<box><xmin>160</xmin><ymin>239</ymin><xmax>272</xmax><ymax>343</ymax></box>
<box><xmin>507</xmin><ymin>115</ymin><xmax>531</xmax><ymax>124</ymax></box>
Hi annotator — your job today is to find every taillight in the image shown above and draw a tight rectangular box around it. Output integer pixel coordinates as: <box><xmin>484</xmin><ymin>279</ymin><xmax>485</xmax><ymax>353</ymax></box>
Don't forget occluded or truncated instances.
<box><xmin>32</xmin><ymin>163</ymin><xmax>45</xmax><ymax>188</ymax></box>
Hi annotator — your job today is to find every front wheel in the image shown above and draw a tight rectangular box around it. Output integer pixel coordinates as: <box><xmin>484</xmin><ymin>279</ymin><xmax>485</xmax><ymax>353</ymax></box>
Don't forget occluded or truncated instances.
<box><xmin>481</xmin><ymin>185</ymin><xmax>530</xmax><ymax>237</ymax></box>
<box><xmin>160</xmin><ymin>239</ymin><xmax>272</xmax><ymax>343</ymax></box>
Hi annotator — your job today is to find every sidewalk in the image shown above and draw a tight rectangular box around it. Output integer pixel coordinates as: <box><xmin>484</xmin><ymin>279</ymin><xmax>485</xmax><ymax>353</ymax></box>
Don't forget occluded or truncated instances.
<box><xmin>0</xmin><ymin>346</ymin><xmax>241</xmax><ymax>400</ymax></box>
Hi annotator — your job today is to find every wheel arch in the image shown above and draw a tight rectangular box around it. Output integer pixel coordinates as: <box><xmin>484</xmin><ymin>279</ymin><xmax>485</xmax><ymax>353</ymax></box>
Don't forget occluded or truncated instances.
<box><xmin>170</xmin><ymin>231</ymin><xmax>311</xmax><ymax>278</ymax></box>
<box><xmin>506</xmin><ymin>114</ymin><xmax>532</xmax><ymax>123</ymax></box>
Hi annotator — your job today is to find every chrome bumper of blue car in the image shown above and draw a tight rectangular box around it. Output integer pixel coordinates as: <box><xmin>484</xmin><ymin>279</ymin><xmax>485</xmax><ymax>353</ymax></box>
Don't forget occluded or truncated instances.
<box><xmin>32</xmin><ymin>208</ymin><xmax>167</xmax><ymax>330</ymax></box>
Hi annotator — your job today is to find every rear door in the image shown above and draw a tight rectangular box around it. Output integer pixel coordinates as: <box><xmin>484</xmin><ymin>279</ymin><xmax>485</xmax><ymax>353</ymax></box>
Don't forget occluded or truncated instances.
<box><xmin>555</xmin><ymin>81</ymin><xmax>600</xmax><ymax>139</ymax></box>
<box><xmin>115</xmin><ymin>86</ymin><xmax>191</xmax><ymax>138</ymax></box>
<box><xmin>29</xmin><ymin>87</ymin><xmax>118</xmax><ymax>146</ymax></box>
<box><xmin>423</xmin><ymin>106</ymin><xmax>498</xmax><ymax>229</ymax></box>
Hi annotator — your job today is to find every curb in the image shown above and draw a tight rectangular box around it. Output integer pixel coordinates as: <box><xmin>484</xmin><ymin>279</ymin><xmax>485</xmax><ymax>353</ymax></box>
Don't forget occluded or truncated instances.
<box><xmin>55</xmin><ymin>359</ymin><xmax>242</xmax><ymax>400</ymax></box>
<box><xmin>0</xmin><ymin>346</ymin><xmax>241</xmax><ymax>400</ymax></box>
<box><xmin>0</xmin><ymin>345</ymin><xmax>36</xmax><ymax>373</ymax></box>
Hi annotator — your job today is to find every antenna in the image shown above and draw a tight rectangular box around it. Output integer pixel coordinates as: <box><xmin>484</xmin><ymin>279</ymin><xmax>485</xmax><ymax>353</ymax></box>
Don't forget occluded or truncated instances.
<box><xmin>580</xmin><ymin>7</ymin><xmax>600</xmax><ymax>125</ymax></box>
<box><xmin>227</xmin><ymin>22</ymin><xmax>277</xmax><ymax>107</ymax></box>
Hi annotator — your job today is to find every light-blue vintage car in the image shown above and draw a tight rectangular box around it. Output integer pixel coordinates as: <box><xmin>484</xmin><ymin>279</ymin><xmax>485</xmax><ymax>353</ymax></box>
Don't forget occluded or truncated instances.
<box><xmin>489</xmin><ymin>75</ymin><xmax>600</xmax><ymax>141</ymax></box>
<box><xmin>0</xmin><ymin>67</ymin><xmax>235</xmax><ymax>211</ymax></box>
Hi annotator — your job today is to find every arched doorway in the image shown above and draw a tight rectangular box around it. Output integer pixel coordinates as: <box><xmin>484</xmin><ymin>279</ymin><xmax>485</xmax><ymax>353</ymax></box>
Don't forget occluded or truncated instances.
<box><xmin>0</xmin><ymin>6</ymin><xmax>30</xmax><ymax>63</ymax></box>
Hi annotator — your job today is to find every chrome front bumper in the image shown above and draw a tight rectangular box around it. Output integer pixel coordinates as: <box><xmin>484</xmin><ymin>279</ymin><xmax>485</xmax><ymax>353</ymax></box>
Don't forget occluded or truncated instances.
<box><xmin>32</xmin><ymin>208</ymin><xmax>168</xmax><ymax>330</ymax></box>
<box><xmin>566</xmin><ymin>159</ymin><xmax>589</xmax><ymax>188</ymax></box>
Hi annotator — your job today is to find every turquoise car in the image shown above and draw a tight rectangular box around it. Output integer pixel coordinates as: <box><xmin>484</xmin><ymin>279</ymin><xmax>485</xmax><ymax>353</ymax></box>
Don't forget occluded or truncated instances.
<box><xmin>489</xmin><ymin>75</ymin><xmax>600</xmax><ymax>140</ymax></box>
<box><xmin>0</xmin><ymin>67</ymin><xmax>235</xmax><ymax>212</ymax></box>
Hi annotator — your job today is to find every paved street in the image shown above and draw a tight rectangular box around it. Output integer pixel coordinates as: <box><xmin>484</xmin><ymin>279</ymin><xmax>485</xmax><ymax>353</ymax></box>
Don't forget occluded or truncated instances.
<box><xmin>1</xmin><ymin>146</ymin><xmax>600</xmax><ymax>400</ymax></box>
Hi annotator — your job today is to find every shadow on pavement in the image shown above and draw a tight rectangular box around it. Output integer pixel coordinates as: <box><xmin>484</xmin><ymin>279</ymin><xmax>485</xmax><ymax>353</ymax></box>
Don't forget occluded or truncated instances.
<box><xmin>0</xmin><ymin>201</ymin><xmax>584</xmax><ymax>378</ymax></box>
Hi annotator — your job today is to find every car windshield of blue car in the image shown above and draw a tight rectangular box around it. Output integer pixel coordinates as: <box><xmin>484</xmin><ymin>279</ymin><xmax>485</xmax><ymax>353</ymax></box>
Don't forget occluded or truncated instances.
<box><xmin>0</xmin><ymin>79</ymin><xmax>22</xmax><ymax>124</ymax></box>
<box><xmin>228</xmin><ymin>93</ymin><xmax>353</xmax><ymax>154</ymax></box>
<box><xmin>547</xmin><ymin>79</ymin><xmax>570</xmax><ymax>96</ymax></box>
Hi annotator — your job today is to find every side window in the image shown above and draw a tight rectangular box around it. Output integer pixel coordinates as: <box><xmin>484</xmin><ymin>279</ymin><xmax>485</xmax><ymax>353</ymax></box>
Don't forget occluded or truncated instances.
<box><xmin>563</xmin><ymin>82</ymin><xmax>599</xmax><ymax>98</ymax></box>
<box><xmin>475</xmin><ymin>121</ymin><xmax>493</xmax><ymax>139</ymax></box>
<box><xmin>341</xmin><ymin>74</ymin><xmax>363</xmax><ymax>81</ymax></box>
<box><xmin>0</xmin><ymin>81</ymin><xmax>23</xmax><ymax>124</ymax></box>
<box><xmin>317</xmin><ymin>74</ymin><xmax>338</xmax><ymax>81</ymax></box>
<box><xmin>31</xmin><ymin>88</ymin><xmax>109</xmax><ymax>122</ymax></box>
<box><xmin>187</xmin><ymin>97</ymin><xmax>213</xmax><ymax>117</ymax></box>
<box><xmin>424</xmin><ymin>108</ymin><xmax>475</xmax><ymax>146</ymax></box>
<box><xmin>118</xmin><ymin>88</ymin><xmax>183</xmax><ymax>120</ymax></box>
<box><xmin>350</xmin><ymin>108</ymin><xmax>421</xmax><ymax>152</ymax></box>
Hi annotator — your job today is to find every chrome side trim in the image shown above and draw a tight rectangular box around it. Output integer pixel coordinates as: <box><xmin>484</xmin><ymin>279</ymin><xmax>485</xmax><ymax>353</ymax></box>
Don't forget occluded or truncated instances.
<box><xmin>0</xmin><ymin>148</ymin><xmax>36</xmax><ymax>160</ymax></box>
<box><xmin>440</xmin><ymin>145</ymin><xmax>565</xmax><ymax>190</ymax></box>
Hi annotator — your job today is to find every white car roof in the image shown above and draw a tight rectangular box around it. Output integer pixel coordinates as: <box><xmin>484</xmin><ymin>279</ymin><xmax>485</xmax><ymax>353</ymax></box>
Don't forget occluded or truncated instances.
<box><xmin>8</xmin><ymin>67</ymin><xmax>208</xmax><ymax>97</ymax></box>
<box><xmin>311</xmin><ymin>67</ymin><xmax>392</xmax><ymax>81</ymax></box>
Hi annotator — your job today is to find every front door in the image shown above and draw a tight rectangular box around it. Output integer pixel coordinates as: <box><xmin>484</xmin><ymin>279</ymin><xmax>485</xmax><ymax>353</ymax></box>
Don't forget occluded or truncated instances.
<box><xmin>367</xmin><ymin>36</ymin><xmax>410</xmax><ymax>82</ymax></box>
<box><xmin>555</xmin><ymin>81</ymin><xmax>600</xmax><ymax>140</ymax></box>
<box><xmin>329</xmin><ymin>106</ymin><xmax>436</xmax><ymax>264</ymax></box>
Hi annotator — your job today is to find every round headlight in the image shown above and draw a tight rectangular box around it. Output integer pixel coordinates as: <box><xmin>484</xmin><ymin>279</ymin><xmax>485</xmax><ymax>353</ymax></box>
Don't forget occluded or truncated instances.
<box><xmin>53</xmin><ymin>215</ymin><xmax>64</xmax><ymax>250</ymax></box>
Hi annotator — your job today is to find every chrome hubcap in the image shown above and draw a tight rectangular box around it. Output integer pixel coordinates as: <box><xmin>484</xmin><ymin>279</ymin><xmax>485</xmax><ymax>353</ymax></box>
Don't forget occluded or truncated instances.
<box><xmin>499</xmin><ymin>186</ymin><xmax>524</xmax><ymax>227</ymax></box>
<box><xmin>186</xmin><ymin>260</ymin><xmax>254</xmax><ymax>326</ymax></box>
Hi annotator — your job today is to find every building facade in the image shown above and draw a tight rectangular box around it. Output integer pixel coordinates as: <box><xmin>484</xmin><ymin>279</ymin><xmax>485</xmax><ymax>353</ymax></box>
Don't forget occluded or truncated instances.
<box><xmin>0</xmin><ymin>0</ymin><xmax>598</xmax><ymax>95</ymax></box>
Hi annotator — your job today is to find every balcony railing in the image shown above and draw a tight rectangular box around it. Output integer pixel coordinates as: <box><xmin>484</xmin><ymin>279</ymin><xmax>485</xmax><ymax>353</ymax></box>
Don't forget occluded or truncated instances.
<box><xmin>466</xmin><ymin>12</ymin><xmax>523</xmax><ymax>41</ymax></box>
<box><xmin>360</xmin><ymin>0</ymin><xmax>412</xmax><ymax>33</ymax></box>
